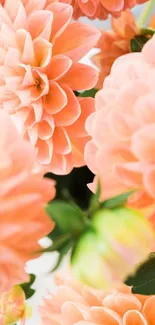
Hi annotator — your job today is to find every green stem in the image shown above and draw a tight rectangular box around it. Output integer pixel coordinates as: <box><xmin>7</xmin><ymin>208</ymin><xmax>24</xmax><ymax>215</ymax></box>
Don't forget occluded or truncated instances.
<box><xmin>137</xmin><ymin>0</ymin><xmax>155</xmax><ymax>29</ymax></box>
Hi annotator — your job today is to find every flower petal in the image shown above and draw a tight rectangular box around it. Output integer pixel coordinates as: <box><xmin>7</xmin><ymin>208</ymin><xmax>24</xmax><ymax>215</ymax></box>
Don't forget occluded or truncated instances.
<box><xmin>53</xmin><ymin>22</ymin><xmax>101</xmax><ymax>62</ymax></box>
<box><xmin>60</xmin><ymin>63</ymin><xmax>98</xmax><ymax>90</ymax></box>
<box><xmin>123</xmin><ymin>310</ymin><xmax>147</xmax><ymax>325</ymax></box>
<box><xmin>53</xmin><ymin>127</ymin><xmax>71</xmax><ymax>155</ymax></box>
<box><xmin>54</xmin><ymin>86</ymin><xmax>81</xmax><ymax>126</ymax></box>
<box><xmin>44</xmin><ymin>82</ymin><xmax>67</xmax><ymax>114</ymax></box>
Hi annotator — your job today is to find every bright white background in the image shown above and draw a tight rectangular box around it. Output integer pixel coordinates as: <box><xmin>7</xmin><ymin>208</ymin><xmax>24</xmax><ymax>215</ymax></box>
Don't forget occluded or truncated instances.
<box><xmin>24</xmin><ymin>3</ymin><xmax>154</xmax><ymax>324</ymax></box>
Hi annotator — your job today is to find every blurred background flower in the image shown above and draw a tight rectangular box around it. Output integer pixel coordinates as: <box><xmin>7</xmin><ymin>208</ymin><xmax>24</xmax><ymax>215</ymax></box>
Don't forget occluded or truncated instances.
<box><xmin>0</xmin><ymin>111</ymin><xmax>55</xmax><ymax>292</ymax></box>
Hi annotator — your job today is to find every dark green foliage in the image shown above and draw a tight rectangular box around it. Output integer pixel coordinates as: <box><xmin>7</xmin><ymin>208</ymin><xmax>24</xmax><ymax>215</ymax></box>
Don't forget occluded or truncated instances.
<box><xmin>125</xmin><ymin>254</ymin><xmax>155</xmax><ymax>295</ymax></box>
<box><xmin>20</xmin><ymin>274</ymin><xmax>36</xmax><ymax>299</ymax></box>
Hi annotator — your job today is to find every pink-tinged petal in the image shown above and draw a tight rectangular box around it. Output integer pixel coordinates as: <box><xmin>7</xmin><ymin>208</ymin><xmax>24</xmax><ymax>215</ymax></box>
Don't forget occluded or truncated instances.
<box><xmin>90</xmin><ymin>306</ymin><xmax>122</xmax><ymax>325</ymax></box>
<box><xmin>28</xmin><ymin>10</ymin><xmax>53</xmax><ymax>41</ymax></box>
<box><xmin>123</xmin><ymin>310</ymin><xmax>147</xmax><ymax>325</ymax></box>
<box><xmin>0</xmin><ymin>23</ymin><xmax>16</xmax><ymax>47</ymax></box>
<box><xmin>23</xmin><ymin>0</ymin><xmax>46</xmax><ymax>14</ymax></box>
<box><xmin>66</xmin><ymin>97</ymin><xmax>95</xmax><ymax>137</ymax></box>
<box><xmin>131</xmin><ymin>124</ymin><xmax>155</xmax><ymax>162</ymax></box>
<box><xmin>0</xmin><ymin>85</ymin><xmax>13</xmax><ymax>102</ymax></box>
<box><xmin>54</xmin><ymin>85</ymin><xmax>81</xmax><ymax>126</ymax></box>
<box><xmin>115</xmin><ymin>162</ymin><xmax>143</xmax><ymax>188</ymax></box>
<box><xmin>95</xmin><ymin>89</ymin><xmax>117</xmax><ymax>111</ymax></box>
<box><xmin>53</xmin><ymin>22</ymin><xmax>101</xmax><ymax>62</ymax></box>
<box><xmin>53</xmin><ymin>127</ymin><xmax>71</xmax><ymax>155</ymax></box>
<box><xmin>47</xmin><ymin>55</ymin><xmax>72</xmax><ymax>81</ymax></box>
<box><xmin>5</xmin><ymin>75</ymin><xmax>23</xmax><ymax>92</ymax></box>
<box><xmin>48</xmin><ymin>2</ymin><xmax>72</xmax><ymax>42</ymax></box>
<box><xmin>33</xmin><ymin>37</ymin><xmax>52</xmax><ymax>67</ymax></box>
<box><xmin>3</xmin><ymin>97</ymin><xmax>20</xmax><ymax>113</ymax></box>
<box><xmin>0</xmin><ymin>47</ymin><xmax>6</xmax><ymax>65</ymax></box>
<box><xmin>4</xmin><ymin>48</ymin><xmax>21</xmax><ymax>69</ymax></box>
<box><xmin>84</xmin><ymin>140</ymin><xmax>98</xmax><ymax>174</ymax></box>
<box><xmin>60</xmin><ymin>63</ymin><xmax>98</xmax><ymax>90</ymax></box>
<box><xmin>37</xmin><ymin>138</ymin><xmax>53</xmax><ymax>165</ymax></box>
<box><xmin>107</xmin><ymin>112</ymin><xmax>139</xmax><ymax>141</ymax></box>
<box><xmin>0</xmin><ymin>5</ymin><xmax>12</xmax><ymax>28</ymax></box>
<box><xmin>13</xmin><ymin>2</ymin><xmax>28</xmax><ymax>30</ymax></box>
<box><xmin>61</xmin><ymin>301</ymin><xmax>85</xmax><ymax>325</ymax></box>
<box><xmin>85</xmin><ymin>112</ymin><xmax>97</xmax><ymax>136</ymax></box>
<box><xmin>134</xmin><ymin>93</ymin><xmax>155</xmax><ymax>125</ymax></box>
<box><xmin>143</xmin><ymin>296</ymin><xmax>155</xmax><ymax>325</ymax></box>
<box><xmin>44</xmin><ymin>82</ymin><xmax>67</xmax><ymax>114</ymax></box>
<box><xmin>16</xmin><ymin>29</ymin><xmax>35</xmax><ymax>65</ymax></box>
<box><xmin>142</xmin><ymin>37</ymin><xmax>155</xmax><ymax>66</ymax></box>
<box><xmin>15</xmin><ymin>106</ymin><xmax>31</xmax><ymax>127</ymax></box>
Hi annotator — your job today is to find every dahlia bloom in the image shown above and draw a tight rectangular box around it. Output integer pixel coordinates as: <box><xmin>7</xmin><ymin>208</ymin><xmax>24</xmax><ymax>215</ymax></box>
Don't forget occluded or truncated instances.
<box><xmin>93</xmin><ymin>10</ymin><xmax>138</xmax><ymax>88</ymax></box>
<box><xmin>93</xmin><ymin>11</ymin><xmax>155</xmax><ymax>89</ymax></box>
<box><xmin>40</xmin><ymin>272</ymin><xmax>155</xmax><ymax>325</ymax></box>
<box><xmin>0</xmin><ymin>0</ymin><xmax>100</xmax><ymax>175</ymax></box>
<box><xmin>0</xmin><ymin>286</ymin><xmax>26</xmax><ymax>325</ymax></box>
<box><xmin>0</xmin><ymin>111</ymin><xmax>55</xmax><ymax>292</ymax></box>
<box><xmin>71</xmin><ymin>0</ymin><xmax>148</xmax><ymax>20</ymax></box>
<box><xmin>71</xmin><ymin>208</ymin><xmax>154</xmax><ymax>289</ymax></box>
<box><xmin>85</xmin><ymin>35</ymin><xmax>155</xmax><ymax>208</ymax></box>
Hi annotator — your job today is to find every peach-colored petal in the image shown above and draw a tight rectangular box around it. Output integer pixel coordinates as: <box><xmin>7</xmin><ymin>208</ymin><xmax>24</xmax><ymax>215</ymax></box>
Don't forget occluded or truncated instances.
<box><xmin>47</xmin><ymin>55</ymin><xmax>72</xmax><ymax>81</ymax></box>
<box><xmin>67</xmin><ymin>98</ymin><xmax>95</xmax><ymax>137</ymax></box>
<box><xmin>53</xmin><ymin>127</ymin><xmax>71</xmax><ymax>155</ymax></box>
<box><xmin>60</xmin><ymin>63</ymin><xmax>98</xmax><ymax>90</ymax></box>
<box><xmin>54</xmin><ymin>86</ymin><xmax>81</xmax><ymax>126</ymax></box>
<box><xmin>123</xmin><ymin>310</ymin><xmax>147</xmax><ymax>325</ymax></box>
<box><xmin>142</xmin><ymin>296</ymin><xmax>155</xmax><ymax>325</ymax></box>
<box><xmin>44</xmin><ymin>82</ymin><xmax>67</xmax><ymax>114</ymax></box>
<box><xmin>53</xmin><ymin>22</ymin><xmax>101</xmax><ymax>62</ymax></box>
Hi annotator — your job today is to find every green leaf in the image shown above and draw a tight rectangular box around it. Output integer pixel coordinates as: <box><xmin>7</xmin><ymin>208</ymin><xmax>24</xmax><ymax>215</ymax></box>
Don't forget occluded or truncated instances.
<box><xmin>20</xmin><ymin>274</ymin><xmax>36</xmax><ymax>299</ymax></box>
<box><xmin>130</xmin><ymin>35</ymin><xmax>148</xmax><ymax>52</ymax></box>
<box><xmin>46</xmin><ymin>200</ymin><xmax>86</xmax><ymax>237</ymax></box>
<box><xmin>79</xmin><ymin>88</ymin><xmax>98</xmax><ymax>98</ymax></box>
<box><xmin>125</xmin><ymin>254</ymin><xmax>155</xmax><ymax>295</ymax></box>
<box><xmin>101</xmin><ymin>190</ymin><xmax>134</xmax><ymax>209</ymax></box>
<box><xmin>141</xmin><ymin>28</ymin><xmax>155</xmax><ymax>36</ymax></box>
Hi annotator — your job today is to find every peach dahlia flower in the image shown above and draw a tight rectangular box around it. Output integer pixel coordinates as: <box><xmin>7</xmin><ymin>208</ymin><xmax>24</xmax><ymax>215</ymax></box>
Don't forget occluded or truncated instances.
<box><xmin>0</xmin><ymin>111</ymin><xmax>55</xmax><ymax>292</ymax></box>
<box><xmin>70</xmin><ymin>0</ymin><xmax>148</xmax><ymax>20</ymax></box>
<box><xmin>93</xmin><ymin>10</ymin><xmax>138</xmax><ymax>89</ymax></box>
<box><xmin>40</xmin><ymin>272</ymin><xmax>155</xmax><ymax>325</ymax></box>
<box><xmin>0</xmin><ymin>0</ymin><xmax>100</xmax><ymax>175</ymax></box>
<box><xmin>85</xmin><ymin>34</ymin><xmax>155</xmax><ymax>208</ymax></box>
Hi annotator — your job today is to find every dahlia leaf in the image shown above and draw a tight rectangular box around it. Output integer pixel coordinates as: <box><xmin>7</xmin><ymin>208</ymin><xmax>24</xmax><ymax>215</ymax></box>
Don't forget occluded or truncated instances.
<box><xmin>46</xmin><ymin>200</ymin><xmax>86</xmax><ymax>237</ymax></box>
<box><xmin>125</xmin><ymin>254</ymin><xmax>155</xmax><ymax>295</ymax></box>
<box><xmin>101</xmin><ymin>190</ymin><xmax>134</xmax><ymax>209</ymax></box>
<box><xmin>130</xmin><ymin>35</ymin><xmax>149</xmax><ymax>52</ymax></box>
<box><xmin>20</xmin><ymin>274</ymin><xmax>36</xmax><ymax>300</ymax></box>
